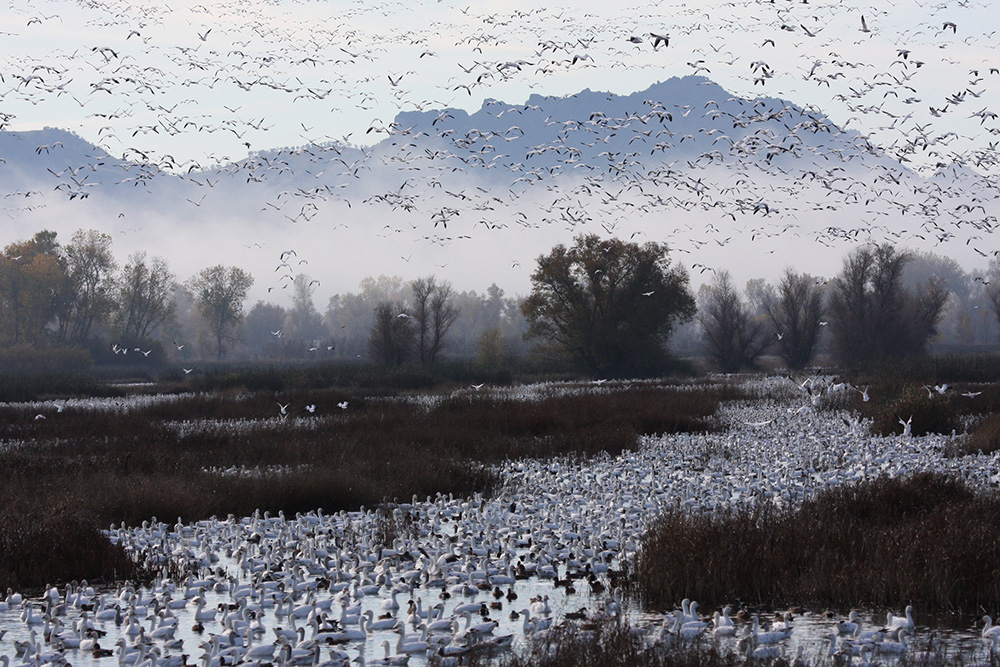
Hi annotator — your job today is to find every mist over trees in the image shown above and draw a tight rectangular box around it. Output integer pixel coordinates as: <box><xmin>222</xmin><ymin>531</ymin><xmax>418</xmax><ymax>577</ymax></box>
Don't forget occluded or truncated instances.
<box><xmin>2</xmin><ymin>228</ymin><xmax>1000</xmax><ymax>375</ymax></box>
<box><xmin>368</xmin><ymin>301</ymin><xmax>416</xmax><ymax>367</ymax></box>
<box><xmin>188</xmin><ymin>265</ymin><xmax>255</xmax><ymax>360</ymax></box>
<box><xmin>411</xmin><ymin>277</ymin><xmax>460</xmax><ymax>364</ymax></box>
<box><xmin>763</xmin><ymin>270</ymin><xmax>825</xmax><ymax>370</ymax></box>
<box><xmin>698</xmin><ymin>271</ymin><xmax>770</xmax><ymax>373</ymax></box>
<box><xmin>114</xmin><ymin>252</ymin><xmax>177</xmax><ymax>344</ymax></box>
<box><xmin>827</xmin><ymin>244</ymin><xmax>948</xmax><ymax>366</ymax></box>
<box><xmin>324</xmin><ymin>277</ymin><xmax>526</xmax><ymax>363</ymax></box>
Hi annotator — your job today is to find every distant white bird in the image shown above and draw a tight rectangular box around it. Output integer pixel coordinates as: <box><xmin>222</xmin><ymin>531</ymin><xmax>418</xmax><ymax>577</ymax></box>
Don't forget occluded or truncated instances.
<box><xmin>337</xmin><ymin>401</ymin><xmax>348</xmax><ymax>410</ymax></box>
<box><xmin>278</xmin><ymin>402</ymin><xmax>290</xmax><ymax>416</ymax></box>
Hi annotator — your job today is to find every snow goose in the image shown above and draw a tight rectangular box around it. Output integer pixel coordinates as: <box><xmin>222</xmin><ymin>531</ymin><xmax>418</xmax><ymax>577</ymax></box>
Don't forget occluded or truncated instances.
<box><xmin>749</xmin><ymin>615</ymin><xmax>791</xmax><ymax>644</ymax></box>
<box><xmin>394</xmin><ymin>623</ymin><xmax>429</xmax><ymax>654</ymax></box>
<box><xmin>838</xmin><ymin>611</ymin><xmax>860</xmax><ymax>635</ymax></box>
<box><xmin>362</xmin><ymin>610</ymin><xmax>398</xmax><ymax>632</ymax></box>
<box><xmin>983</xmin><ymin>615</ymin><xmax>1000</xmax><ymax>640</ymax></box>
<box><xmin>874</xmin><ymin>630</ymin><xmax>908</xmax><ymax>655</ymax></box>
<box><xmin>712</xmin><ymin>611</ymin><xmax>736</xmax><ymax>637</ymax></box>
<box><xmin>888</xmin><ymin>605</ymin><xmax>915</xmax><ymax>630</ymax></box>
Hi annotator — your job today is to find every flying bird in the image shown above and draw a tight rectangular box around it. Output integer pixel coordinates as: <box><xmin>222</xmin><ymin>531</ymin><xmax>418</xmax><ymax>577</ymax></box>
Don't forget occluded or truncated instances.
<box><xmin>648</xmin><ymin>33</ymin><xmax>669</xmax><ymax>48</ymax></box>
<box><xmin>897</xmin><ymin>415</ymin><xmax>913</xmax><ymax>437</ymax></box>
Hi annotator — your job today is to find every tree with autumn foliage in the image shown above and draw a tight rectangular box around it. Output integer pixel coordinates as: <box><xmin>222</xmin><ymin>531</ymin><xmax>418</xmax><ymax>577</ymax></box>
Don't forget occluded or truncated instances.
<box><xmin>522</xmin><ymin>234</ymin><xmax>696</xmax><ymax>377</ymax></box>
<box><xmin>0</xmin><ymin>231</ymin><xmax>65</xmax><ymax>345</ymax></box>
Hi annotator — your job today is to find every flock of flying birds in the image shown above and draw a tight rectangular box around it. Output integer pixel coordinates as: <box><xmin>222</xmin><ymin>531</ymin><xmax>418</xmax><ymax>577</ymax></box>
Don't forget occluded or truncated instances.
<box><xmin>0</xmin><ymin>0</ymin><xmax>998</xmax><ymax>292</ymax></box>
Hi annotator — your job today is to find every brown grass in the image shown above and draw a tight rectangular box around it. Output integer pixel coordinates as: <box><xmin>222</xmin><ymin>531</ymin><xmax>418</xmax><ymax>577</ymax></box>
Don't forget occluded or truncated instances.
<box><xmin>821</xmin><ymin>354</ymin><xmax>1000</xmax><ymax>441</ymax></box>
<box><xmin>0</xmin><ymin>500</ymin><xmax>145</xmax><ymax>591</ymax></box>
<box><xmin>0</xmin><ymin>380</ymin><xmax>739</xmax><ymax>590</ymax></box>
<box><xmin>949</xmin><ymin>413</ymin><xmax>1000</xmax><ymax>456</ymax></box>
<box><xmin>632</xmin><ymin>473</ymin><xmax>1000</xmax><ymax>612</ymax></box>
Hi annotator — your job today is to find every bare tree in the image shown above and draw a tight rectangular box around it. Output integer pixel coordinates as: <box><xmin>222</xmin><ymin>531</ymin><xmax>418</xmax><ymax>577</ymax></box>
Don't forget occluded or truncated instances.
<box><xmin>699</xmin><ymin>271</ymin><xmax>770</xmax><ymax>373</ymax></box>
<box><xmin>58</xmin><ymin>229</ymin><xmax>117</xmax><ymax>343</ymax></box>
<box><xmin>984</xmin><ymin>258</ymin><xmax>1000</xmax><ymax>341</ymax></box>
<box><xmin>827</xmin><ymin>244</ymin><xmax>947</xmax><ymax>365</ymax></box>
<box><xmin>411</xmin><ymin>276</ymin><xmax>460</xmax><ymax>364</ymax></box>
<box><xmin>368</xmin><ymin>301</ymin><xmax>415</xmax><ymax>367</ymax></box>
<box><xmin>114</xmin><ymin>252</ymin><xmax>176</xmax><ymax>343</ymax></box>
<box><xmin>988</xmin><ymin>285</ymin><xmax>1000</xmax><ymax>341</ymax></box>
<box><xmin>764</xmin><ymin>269</ymin><xmax>825</xmax><ymax>370</ymax></box>
<box><xmin>188</xmin><ymin>265</ymin><xmax>254</xmax><ymax>360</ymax></box>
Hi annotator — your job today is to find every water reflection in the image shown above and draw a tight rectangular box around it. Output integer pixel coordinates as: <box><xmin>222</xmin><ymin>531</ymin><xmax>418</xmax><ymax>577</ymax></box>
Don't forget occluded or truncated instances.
<box><xmin>2</xmin><ymin>568</ymin><xmax>998</xmax><ymax>667</ymax></box>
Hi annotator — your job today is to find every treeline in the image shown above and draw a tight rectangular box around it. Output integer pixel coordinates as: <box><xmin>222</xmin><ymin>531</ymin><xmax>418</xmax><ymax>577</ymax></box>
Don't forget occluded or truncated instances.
<box><xmin>519</xmin><ymin>234</ymin><xmax>1000</xmax><ymax>376</ymax></box>
<box><xmin>2</xmin><ymin>228</ymin><xmax>999</xmax><ymax>376</ymax></box>
<box><xmin>688</xmin><ymin>245</ymin><xmax>1000</xmax><ymax>371</ymax></box>
<box><xmin>0</xmin><ymin>229</ymin><xmax>529</xmax><ymax>371</ymax></box>
<box><xmin>0</xmin><ymin>229</ymin><xmax>178</xmax><ymax>366</ymax></box>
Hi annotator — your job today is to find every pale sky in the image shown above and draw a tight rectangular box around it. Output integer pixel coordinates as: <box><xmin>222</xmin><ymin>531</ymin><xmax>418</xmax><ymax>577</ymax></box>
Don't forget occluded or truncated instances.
<box><xmin>0</xmin><ymin>0</ymin><xmax>997</xmax><ymax>304</ymax></box>
<box><xmin>2</xmin><ymin>0</ymin><xmax>995</xmax><ymax>168</ymax></box>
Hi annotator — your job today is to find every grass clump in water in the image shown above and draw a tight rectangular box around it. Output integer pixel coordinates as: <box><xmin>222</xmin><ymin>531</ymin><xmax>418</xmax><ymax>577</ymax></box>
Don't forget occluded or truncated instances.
<box><xmin>632</xmin><ymin>473</ymin><xmax>1000</xmax><ymax>612</ymax></box>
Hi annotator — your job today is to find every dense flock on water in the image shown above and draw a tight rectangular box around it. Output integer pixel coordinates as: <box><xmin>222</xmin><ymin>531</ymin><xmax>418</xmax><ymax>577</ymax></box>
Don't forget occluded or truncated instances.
<box><xmin>3</xmin><ymin>376</ymin><xmax>1000</xmax><ymax>666</ymax></box>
